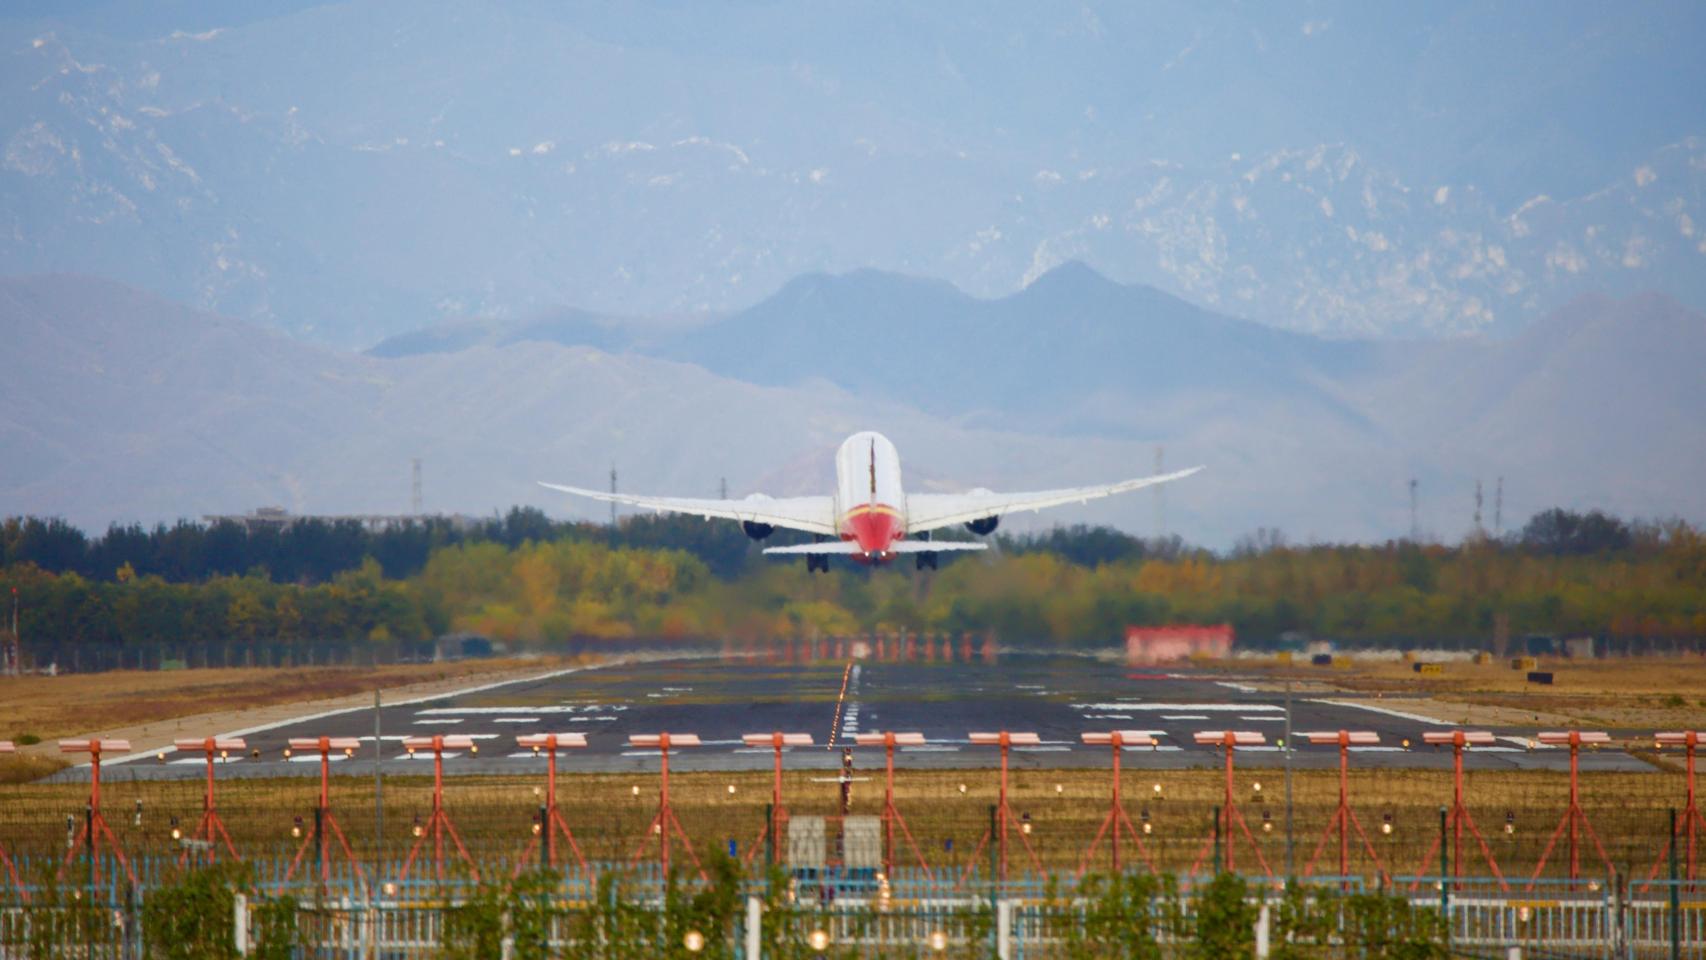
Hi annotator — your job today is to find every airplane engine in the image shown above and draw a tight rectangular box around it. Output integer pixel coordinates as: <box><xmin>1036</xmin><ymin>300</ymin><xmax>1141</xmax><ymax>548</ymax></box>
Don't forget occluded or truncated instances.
<box><xmin>742</xmin><ymin>520</ymin><xmax>775</xmax><ymax>540</ymax></box>
<box><xmin>965</xmin><ymin>516</ymin><xmax>999</xmax><ymax>536</ymax></box>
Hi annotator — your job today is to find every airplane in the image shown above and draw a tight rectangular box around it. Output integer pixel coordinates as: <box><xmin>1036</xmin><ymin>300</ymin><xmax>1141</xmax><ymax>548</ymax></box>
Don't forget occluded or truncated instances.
<box><xmin>539</xmin><ymin>431</ymin><xmax>1202</xmax><ymax>571</ymax></box>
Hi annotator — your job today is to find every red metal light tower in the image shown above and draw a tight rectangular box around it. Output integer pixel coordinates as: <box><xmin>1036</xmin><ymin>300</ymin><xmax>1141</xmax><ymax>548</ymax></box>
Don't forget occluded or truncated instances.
<box><xmin>173</xmin><ymin>737</ymin><xmax>246</xmax><ymax>866</ymax></box>
<box><xmin>1526</xmin><ymin>730</ymin><xmax>1614</xmax><ymax>889</ymax></box>
<box><xmin>740</xmin><ymin>732</ymin><xmax>813</xmax><ymax>865</ymax></box>
<box><xmin>513</xmin><ymin>733</ymin><xmax>591</xmax><ymax>876</ymax></box>
<box><xmin>57</xmin><ymin>739</ymin><xmax>136</xmax><ymax>886</ymax></box>
<box><xmin>854</xmin><ymin>731</ymin><xmax>932</xmax><ymax>876</ymax></box>
<box><xmin>1299</xmin><ymin>730</ymin><xmax>1388</xmax><ymax>885</ymax></box>
<box><xmin>1642</xmin><ymin>731</ymin><xmax>1705</xmax><ymax>889</ymax></box>
<box><xmin>284</xmin><ymin>737</ymin><xmax>368</xmax><ymax>887</ymax></box>
<box><xmin>1411</xmin><ymin>730</ymin><xmax>1505</xmax><ymax>891</ymax></box>
<box><xmin>0</xmin><ymin>742</ymin><xmax>24</xmax><ymax>898</ymax></box>
<box><xmin>1187</xmin><ymin>731</ymin><xmax>1272</xmax><ymax>877</ymax></box>
<box><xmin>958</xmin><ymin>731</ymin><xmax>1045</xmax><ymax>887</ymax></box>
<box><xmin>1077</xmin><ymin>731</ymin><xmax>1160</xmax><ymax>877</ymax></box>
<box><xmin>627</xmin><ymin>733</ymin><xmax>706</xmax><ymax>880</ymax></box>
<box><xmin>397</xmin><ymin>735</ymin><xmax>481</xmax><ymax>883</ymax></box>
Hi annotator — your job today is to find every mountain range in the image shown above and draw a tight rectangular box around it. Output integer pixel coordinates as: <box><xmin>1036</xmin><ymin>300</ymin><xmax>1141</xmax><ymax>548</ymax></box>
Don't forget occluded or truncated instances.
<box><xmin>3</xmin><ymin>2</ymin><xmax>1706</xmax><ymax>345</ymax></box>
<box><xmin>5</xmin><ymin>267</ymin><xmax>1702</xmax><ymax>549</ymax></box>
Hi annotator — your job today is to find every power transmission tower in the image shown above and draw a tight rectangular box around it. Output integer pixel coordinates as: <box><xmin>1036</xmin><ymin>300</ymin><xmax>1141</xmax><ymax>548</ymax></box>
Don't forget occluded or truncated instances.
<box><xmin>411</xmin><ymin>458</ymin><xmax>422</xmax><ymax>515</ymax></box>
<box><xmin>1473</xmin><ymin>480</ymin><xmax>1484</xmax><ymax>537</ymax></box>
<box><xmin>720</xmin><ymin>476</ymin><xmax>728</xmax><ymax>500</ymax></box>
<box><xmin>1494</xmin><ymin>477</ymin><xmax>1504</xmax><ymax>537</ymax></box>
<box><xmin>608</xmin><ymin>465</ymin><xmax>618</xmax><ymax>527</ymax></box>
<box><xmin>1408</xmin><ymin>478</ymin><xmax>1419</xmax><ymax>542</ymax></box>
<box><xmin>1153</xmin><ymin>446</ymin><xmax>1165</xmax><ymax>540</ymax></box>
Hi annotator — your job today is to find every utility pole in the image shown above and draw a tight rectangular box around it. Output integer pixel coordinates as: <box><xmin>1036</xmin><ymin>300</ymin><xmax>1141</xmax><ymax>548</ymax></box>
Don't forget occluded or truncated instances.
<box><xmin>720</xmin><ymin>477</ymin><xmax>728</xmax><ymax>501</ymax></box>
<box><xmin>411</xmin><ymin>459</ymin><xmax>422</xmax><ymax>515</ymax></box>
<box><xmin>609</xmin><ymin>465</ymin><xmax>618</xmax><ymax>528</ymax></box>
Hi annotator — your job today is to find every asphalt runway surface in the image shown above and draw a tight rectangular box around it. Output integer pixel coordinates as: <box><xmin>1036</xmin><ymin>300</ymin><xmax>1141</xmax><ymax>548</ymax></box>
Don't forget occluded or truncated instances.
<box><xmin>83</xmin><ymin>652</ymin><xmax>1648</xmax><ymax>782</ymax></box>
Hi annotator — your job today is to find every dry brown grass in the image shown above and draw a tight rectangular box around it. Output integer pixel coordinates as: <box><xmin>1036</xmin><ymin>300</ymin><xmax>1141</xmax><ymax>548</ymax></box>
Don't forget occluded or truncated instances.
<box><xmin>0</xmin><ymin>657</ymin><xmax>567</xmax><ymax>744</ymax></box>
<box><xmin>0</xmin><ymin>765</ymin><xmax>1687</xmax><ymax>883</ymax></box>
<box><xmin>1218</xmin><ymin>655</ymin><xmax>1706</xmax><ymax>729</ymax></box>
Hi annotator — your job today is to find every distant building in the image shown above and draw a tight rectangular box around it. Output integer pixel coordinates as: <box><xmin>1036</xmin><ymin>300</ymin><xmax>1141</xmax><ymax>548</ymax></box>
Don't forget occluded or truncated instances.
<box><xmin>1125</xmin><ymin>624</ymin><xmax>1234</xmax><ymax>664</ymax></box>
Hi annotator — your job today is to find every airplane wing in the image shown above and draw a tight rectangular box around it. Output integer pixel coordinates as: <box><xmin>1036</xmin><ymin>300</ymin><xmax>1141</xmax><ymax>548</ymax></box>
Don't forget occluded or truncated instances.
<box><xmin>537</xmin><ymin>482</ymin><xmax>837</xmax><ymax>536</ymax></box>
<box><xmin>763</xmin><ymin>540</ymin><xmax>988</xmax><ymax>555</ymax></box>
<box><xmin>904</xmin><ymin>466</ymin><xmax>1205</xmax><ymax>534</ymax></box>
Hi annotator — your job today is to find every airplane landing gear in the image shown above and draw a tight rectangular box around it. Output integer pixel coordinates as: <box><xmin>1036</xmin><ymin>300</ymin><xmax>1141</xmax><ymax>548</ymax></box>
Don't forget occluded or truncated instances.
<box><xmin>806</xmin><ymin>555</ymin><xmax>829</xmax><ymax>574</ymax></box>
<box><xmin>915</xmin><ymin>552</ymin><xmax>938</xmax><ymax>571</ymax></box>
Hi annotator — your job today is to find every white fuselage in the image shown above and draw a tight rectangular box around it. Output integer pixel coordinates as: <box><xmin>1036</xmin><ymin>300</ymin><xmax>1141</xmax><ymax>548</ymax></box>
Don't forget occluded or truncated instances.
<box><xmin>833</xmin><ymin>431</ymin><xmax>907</xmax><ymax>554</ymax></box>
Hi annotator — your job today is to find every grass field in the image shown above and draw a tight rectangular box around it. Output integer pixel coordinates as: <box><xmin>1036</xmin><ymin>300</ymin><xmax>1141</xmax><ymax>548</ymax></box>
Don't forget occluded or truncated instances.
<box><xmin>1221</xmin><ymin>654</ymin><xmax>1706</xmax><ymax>729</ymax></box>
<box><xmin>0</xmin><ymin>764</ymin><xmax>1689</xmax><ymax>885</ymax></box>
<box><xmin>0</xmin><ymin>657</ymin><xmax>571</xmax><ymax>745</ymax></box>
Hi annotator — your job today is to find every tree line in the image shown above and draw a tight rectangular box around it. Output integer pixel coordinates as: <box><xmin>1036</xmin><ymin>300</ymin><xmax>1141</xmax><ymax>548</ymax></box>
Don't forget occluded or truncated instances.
<box><xmin>1</xmin><ymin>508</ymin><xmax>1701</xmax><ymax>659</ymax></box>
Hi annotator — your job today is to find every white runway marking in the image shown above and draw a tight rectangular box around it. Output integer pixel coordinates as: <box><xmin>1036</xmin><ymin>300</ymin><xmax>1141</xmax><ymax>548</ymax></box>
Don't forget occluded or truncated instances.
<box><xmin>1304</xmin><ymin>699</ymin><xmax>1449</xmax><ymax>726</ymax></box>
<box><xmin>1073</xmin><ymin>703</ymin><xmax>1282</xmax><ymax>712</ymax></box>
<box><xmin>414</xmin><ymin>718</ymin><xmax>462</xmax><ymax>724</ymax></box>
<box><xmin>1348</xmin><ymin>746</ymin><xmax>1408</xmax><ymax>753</ymax></box>
<box><xmin>1161</xmin><ymin>715</ymin><xmax>1208</xmax><ymax>720</ymax></box>
<box><xmin>1082</xmin><ymin>714</ymin><xmax>1133</xmax><ymax>720</ymax></box>
<box><xmin>902</xmin><ymin>745</ymin><xmax>960</xmax><ymax>753</ymax></box>
<box><xmin>169</xmin><ymin>757</ymin><xmax>243</xmax><ymax>766</ymax></box>
<box><xmin>493</xmin><ymin>718</ymin><xmax>539</xmax><ymax>724</ymax></box>
<box><xmin>401</xmin><ymin>752</ymin><xmax>462</xmax><ymax>760</ymax></box>
<box><xmin>416</xmin><ymin>706</ymin><xmax>600</xmax><ymax>715</ymax></box>
<box><xmin>288</xmin><ymin>754</ymin><xmax>347</xmax><ymax>763</ymax></box>
<box><xmin>1015</xmin><ymin>746</ymin><xmax>1072</xmax><ymax>753</ymax></box>
<box><xmin>1216</xmin><ymin>681</ymin><xmax>1258</xmax><ymax>693</ymax></box>
<box><xmin>1241</xmin><ymin>716</ymin><xmax>1285</xmax><ymax>722</ymax></box>
<box><xmin>1498</xmin><ymin>736</ymin><xmax>1549</xmax><ymax>750</ymax></box>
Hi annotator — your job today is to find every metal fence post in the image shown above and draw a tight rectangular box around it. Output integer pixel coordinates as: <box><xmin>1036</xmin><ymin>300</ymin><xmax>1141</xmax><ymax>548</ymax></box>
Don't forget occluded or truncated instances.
<box><xmin>996</xmin><ymin>899</ymin><xmax>1012</xmax><ymax>960</ymax></box>
<box><xmin>746</xmin><ymin>895</ymin><xmax>762</xmax><ymax>960</ymax></box>
<box><xmin>1213</xmin><ymin>805</ymin><xmax>1222</xmax><ymax>875</ymax></box>
<box><xmin>233</xmin><ymin>892</ymin><xmax>249</xmax><ymax>956</ymax></box>
<box><xmin>1255</xmin><ymin>903</ymin><xmax>1270</xmax><ymax>958</ymax></box>
<box><xmin>1671</xmin><ymin>807</ymin><xmax>1681</xmax><ymax>960</ymax></box>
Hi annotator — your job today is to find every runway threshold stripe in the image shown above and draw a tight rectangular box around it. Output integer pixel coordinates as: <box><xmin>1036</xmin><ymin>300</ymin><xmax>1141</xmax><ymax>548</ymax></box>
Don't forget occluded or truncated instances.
<box><xmin>1072</xmin><ymin>703</ymin><xmax>1283</xmax><ymax>712</ymax></box>
<box><xmin>1303</xmin><ymin>699</ymin><xmax>1449</xmax><ymax>726</ymax></box>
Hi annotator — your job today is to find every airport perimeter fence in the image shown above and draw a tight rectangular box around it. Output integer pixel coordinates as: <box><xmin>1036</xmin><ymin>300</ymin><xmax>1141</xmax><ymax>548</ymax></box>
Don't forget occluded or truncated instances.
<box><xmin>1</xmin><ymin>856</ymin><xmax>1703</xmax><ymax>959</ymax></box>
<box><xmin>3</xmin><ymin>762</ymin><xmax>1699</xmax><ymax>887</ymax></box>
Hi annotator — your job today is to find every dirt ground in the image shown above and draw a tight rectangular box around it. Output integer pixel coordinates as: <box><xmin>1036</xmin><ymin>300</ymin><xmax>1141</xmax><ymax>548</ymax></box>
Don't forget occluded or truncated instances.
<box><xmin>0</xmin><ymin>656</ymin><xmax>591</xmax><ymax>779</ymax></box>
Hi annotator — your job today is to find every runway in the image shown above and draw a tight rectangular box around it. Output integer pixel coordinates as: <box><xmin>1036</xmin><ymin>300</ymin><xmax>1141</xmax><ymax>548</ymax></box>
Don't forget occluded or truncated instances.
<box><xmin>89</xmin><ymin>652</ymin><xmax>1648</xmax><ymax>781</ymax></box>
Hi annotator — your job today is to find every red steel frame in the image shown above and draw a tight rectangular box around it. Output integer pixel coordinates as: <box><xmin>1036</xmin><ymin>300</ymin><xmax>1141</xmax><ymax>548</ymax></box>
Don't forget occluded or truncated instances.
<box><xmin>1411</xmin><ymin>730</ymin><xmax>1506</xmax><ymax>891</ymax></box>
<box><xmin>1527</xmin><ymin>730</ymin><xmax>1615</xmax><ymax>889</ymax></box>
<box><xmin>1188</xmin><ymin>731</ymin><xmax>1273</xmax><ymax>878</ymax></box>
<box><xmin>627</xmin><ymin>733</ymin><xmax>706</xmax><ymax>880</ymax></box>
<box><xmin>1300</xmin><ymin>730</ymin><xmax>1388</xmax><ymax>885</ymax></box>
<box><xmin>1642</xmin><ymin>731</ymin><xmax>1705</xmax><ymax>890</ymax></box>
<box><xmin>0</xmin><ymin>743</ymin><xmax>25</xmax><ymax>899</ymax></box>
<box><xmin>399</xmin><ymin>735</ymin><xmax>481</xmax><ymax>883</ymax></box>
<box><xmin>57</xmin><ymin>739</ymin><xmax>137</xmax><ymax>887</ymax></box>
<box><xmin>1077</xmin><ymin>731</ymin><xmax>1160</xmax><ymax>877</ymax></box>
<box><xmin>957</xmin><ymin>731</ymin><xmax>1045</xmax><ymax>887</ymax></box>
<box><xmin>741</xmin><ymin>732</ymin><xmax>813</xmax><ymax>865</ymax></box>
<box><xmin>513</xmin><ymin>733</ymin><xmax>592</xmax><ymax>877</ymax></box>
<box><xmin>173</xmin><ymin>737</ymin><xmax>246</xmax><ymax>867</ymax></box>
<box><xmin>284</xmin><ymin>737</ymin><xmax>368</xmax><ymax>887</ymax></box>
<box><xmin>854</xmin><ymin>731</ymin><xmax>932</xmax><ymax>877</ymax></box>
